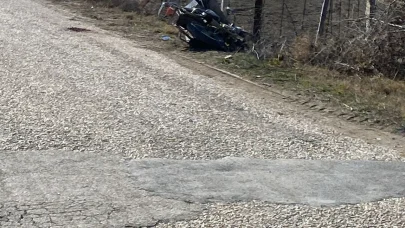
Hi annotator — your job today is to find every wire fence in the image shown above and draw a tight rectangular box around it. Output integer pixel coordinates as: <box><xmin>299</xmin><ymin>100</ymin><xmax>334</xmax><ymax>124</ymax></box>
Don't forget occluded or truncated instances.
<box><xmin>226</xmin><ymin>0</ymin><xmax>379</xmax><ymax>42</ymax></box>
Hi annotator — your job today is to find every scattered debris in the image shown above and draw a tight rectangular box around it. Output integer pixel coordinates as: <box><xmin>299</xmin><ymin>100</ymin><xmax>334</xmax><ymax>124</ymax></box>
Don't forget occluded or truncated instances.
<box><xmin>223</xmin><ymin>55</ymin><xmax>233</xmax><ymax>64</ymax></box>
<box><xmin>90</xmin><ymin>15</ymin><xmax>103</xmax><ymax>20</ymax></box>
<box><xmin>67</xmin><ymin>27</ymin><xmax>91</xmax><ymax>32</ymax></box>
<box><xmin>398</xmin><ymin>125</ymin><xmax>405</xmax><ymax>134</ymax></box>
<box><xmin>162</xmin><ymin>35</ymin><xmax>171</xmax><ymax>41</ymax></box>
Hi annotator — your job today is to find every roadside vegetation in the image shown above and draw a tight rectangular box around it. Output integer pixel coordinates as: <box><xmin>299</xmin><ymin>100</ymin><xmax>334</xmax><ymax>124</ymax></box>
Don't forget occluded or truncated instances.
<box><xmin>55</xmin><ymin>0</ymin><xmax>405</xmax><ymax>134</ymax></box>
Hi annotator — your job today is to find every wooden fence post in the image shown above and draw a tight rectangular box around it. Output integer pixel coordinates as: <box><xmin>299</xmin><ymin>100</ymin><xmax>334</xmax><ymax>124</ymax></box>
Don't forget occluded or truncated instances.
<box><xmin>253</xmin><ymin>0</ymin><xmax>264</xmax><ymax>41</ymax></box>
<box><xmin>315</xmin><ymin>0</ymin><xmax>330</xmax><ymax>45</ymax></box>
<box><xmin>366</xmin><ymin>0</ymin><xmax>377</xmax><ymax>32</ymax></box>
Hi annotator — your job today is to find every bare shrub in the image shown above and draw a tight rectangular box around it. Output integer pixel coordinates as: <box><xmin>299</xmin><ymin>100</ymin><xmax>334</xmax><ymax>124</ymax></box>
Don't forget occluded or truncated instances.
<box><xmin>301</xmin><ymin>1</ymin><xmax>405</xmax><ymax>79</ymax></box>
<box><xmin>251</xmin><ymin>1</ymin><xmax>405</xmax><ymax>80</ymax></box>
<box><xmin>290</xmin><ymin>34</ymin><xmax>313</xmax><ymax>63</ymax></box>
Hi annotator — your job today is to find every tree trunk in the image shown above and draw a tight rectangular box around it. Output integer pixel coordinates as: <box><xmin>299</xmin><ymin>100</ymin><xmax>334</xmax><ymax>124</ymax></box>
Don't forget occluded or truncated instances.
<box><xmin>253</xmin><ymin>0</ymin><xmax>264</xmax><ymax>41</ymax></box>
<box><xmin>366</xmin><ymin>0</ymin><xmax>377</xmax><ymax>32</ymax></box>
<box><xmin>315</xmin><ymin>0</ymin><xmax>330</xmax><ymax>45</ymax></box>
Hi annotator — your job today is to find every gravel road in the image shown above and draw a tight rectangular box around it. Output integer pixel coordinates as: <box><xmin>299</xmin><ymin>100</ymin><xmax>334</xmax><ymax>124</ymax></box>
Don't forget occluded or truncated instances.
<box><xmin>0</xmin><ymin>0</ymin><xmax>404</xmax><ymax>227</ymax></box>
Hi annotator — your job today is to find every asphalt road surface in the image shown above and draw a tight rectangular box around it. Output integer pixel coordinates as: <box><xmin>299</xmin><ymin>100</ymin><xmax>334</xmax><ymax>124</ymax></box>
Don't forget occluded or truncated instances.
<box><xmin>1</xmin><ymin>0</ymin><xmax>404</xmax><ymax>227</ymax></box>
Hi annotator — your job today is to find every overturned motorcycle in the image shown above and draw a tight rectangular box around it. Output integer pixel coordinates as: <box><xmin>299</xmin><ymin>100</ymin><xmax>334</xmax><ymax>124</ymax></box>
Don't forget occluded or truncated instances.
<box><xmin>158</xmin><ymin>0</ymin><xmax>252</xmax><ymax>52</ymax></box>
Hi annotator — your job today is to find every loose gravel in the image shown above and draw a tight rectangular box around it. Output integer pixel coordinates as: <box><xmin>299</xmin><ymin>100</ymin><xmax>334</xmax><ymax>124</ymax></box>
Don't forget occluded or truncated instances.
<box><xmin>0</xmin><ymin>0</ymin><xmax>403</xmax><ymax>162</ymax></box>
<box><xmin>158</xmin><ymin>199</ymin><xmax>405</xmax><ymax>227</ymax></box>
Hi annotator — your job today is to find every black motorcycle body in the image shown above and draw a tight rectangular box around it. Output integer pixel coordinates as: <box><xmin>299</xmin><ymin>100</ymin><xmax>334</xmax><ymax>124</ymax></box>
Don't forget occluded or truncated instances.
<box><xmin>158</xmin><ymin>1</ymin><xmax>251</xmax><ymax>52</ymax></box>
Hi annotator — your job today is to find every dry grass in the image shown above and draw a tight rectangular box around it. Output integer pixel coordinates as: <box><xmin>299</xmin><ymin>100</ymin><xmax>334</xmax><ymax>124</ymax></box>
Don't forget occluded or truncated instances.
<box><xmin>213</xmin><ymin>52</ymin><xmax>405</xmax><ymax>130</ymax></box>
<box><xmin>153</xmin><ymin>24</ymin><xmax>179</xmax><ymax>35</ymax></box>
<box><xmin>301</xmin><ymin>66</ymin><xmax>405</xmax><ymax>119</ymax></box>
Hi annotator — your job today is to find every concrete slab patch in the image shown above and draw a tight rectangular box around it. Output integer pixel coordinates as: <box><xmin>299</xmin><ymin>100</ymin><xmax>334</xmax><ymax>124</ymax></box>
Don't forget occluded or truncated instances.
<box><xmin>127</xmin><ymin>157</ymin><xmax>405</xmax><ymax>206</ymax></box>
<box><xmin>0</xmin><ymin>150</ymin><xmax>202</xmax><ymax>227</ymax></box>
